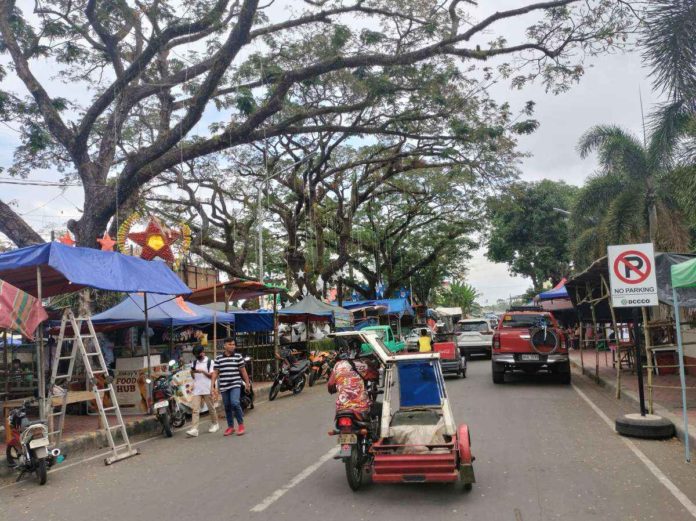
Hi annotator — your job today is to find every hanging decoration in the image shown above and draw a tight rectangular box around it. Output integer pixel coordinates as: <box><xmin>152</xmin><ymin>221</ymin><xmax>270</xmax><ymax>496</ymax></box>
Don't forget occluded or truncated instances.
<box><xmin>117</xmin><ymin>213</ymin><xmax>191</xmax><ymax>267</ymax></box>
<box><xmin>96</xmin><ymin>232</ymin><xmax>116</xmax><ymax>252</ymax></box>
<box><xmin>58</xmin><ymin>231</ymin><xmax>75</xmax><ymax>246</ymax></box>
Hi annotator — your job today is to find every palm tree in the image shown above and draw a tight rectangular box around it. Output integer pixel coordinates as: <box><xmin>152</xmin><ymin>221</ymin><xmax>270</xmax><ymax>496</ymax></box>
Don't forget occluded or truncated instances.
<box><xmin>571</xmin><ymin>125</ymin><xmax>690</xmax><ymax>269</ymax></box>
<box><xmin>437</xmin><ymin>280</ymin><xmax>480</xmax><ymax>316</ymax></box>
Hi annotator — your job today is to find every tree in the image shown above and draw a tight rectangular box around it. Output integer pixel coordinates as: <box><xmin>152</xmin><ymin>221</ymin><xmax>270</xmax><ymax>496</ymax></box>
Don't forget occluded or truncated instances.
<box><xmin>486</xmin><ymin>180</ymin><xmax>578</xmax><ymax>291</ymax></box>
<box><xmin>436</xmin><ymin>280</ymin><xmax>480</xmax><ymax>316</ymax></box>
<box><xmin>572</xmin><ymin>125</ymin><xmax>690</xmax><ymax>269</ymax></box>
<box><xmin>0</xmin><ymin>1</ymin><xmax>636</xmax><ymax>247</ymax></box>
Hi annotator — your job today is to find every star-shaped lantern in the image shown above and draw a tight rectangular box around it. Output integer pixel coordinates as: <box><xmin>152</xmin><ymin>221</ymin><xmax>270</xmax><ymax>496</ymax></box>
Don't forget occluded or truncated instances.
<box><xmin>96</xmin><ymin>232</ymin><xmax>116</xmax><ymax>252</ymax></box>
<box><xmin>58</xmin><ymin>232</ymin><xmax>75</xmax><ymax>246</ymax></box>
<box><xmin>127</xmin><ymin>217</ymin><xmax>180</xmax><ymax>262</ymax></box>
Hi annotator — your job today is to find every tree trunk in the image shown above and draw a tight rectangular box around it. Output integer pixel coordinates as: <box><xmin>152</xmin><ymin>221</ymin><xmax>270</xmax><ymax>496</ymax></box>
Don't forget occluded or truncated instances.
<box><xmin>0</xmin><ymin>200</ymin><xmax>45</xmax><ymax>246</ymax></box>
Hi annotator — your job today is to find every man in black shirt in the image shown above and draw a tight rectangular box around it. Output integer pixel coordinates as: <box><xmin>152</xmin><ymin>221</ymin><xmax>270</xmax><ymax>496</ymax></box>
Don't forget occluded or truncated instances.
<box><xmin>213</xmin><ymin>338</ymin><xmax>251</xmax><ymax>436</ymax></box>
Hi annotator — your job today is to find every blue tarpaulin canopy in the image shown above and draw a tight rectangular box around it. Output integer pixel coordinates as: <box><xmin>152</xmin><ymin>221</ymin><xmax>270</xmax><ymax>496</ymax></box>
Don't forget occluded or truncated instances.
<box><xmin>342</xmin><ymin>298</ymin><xmax>414</xmax><ymax>318</ymax></box>
<box><xmin>0</xmin><ymin>243</ymin><xmax>191</xmax><ymax>297</ymax></box>
<box><xmin>537</xmin><ymin>286</ymin><xmax>569</xmax><ymax>300</ymax></box>
<box><xmin>88</xmin><ymin>293</ymin><xmax>234</xmax><ymax>329</ymax></box>
<box><xmin>232</xmin><ymin>310</ymin><xmax>274</xmax><ymax>333</ymax></box>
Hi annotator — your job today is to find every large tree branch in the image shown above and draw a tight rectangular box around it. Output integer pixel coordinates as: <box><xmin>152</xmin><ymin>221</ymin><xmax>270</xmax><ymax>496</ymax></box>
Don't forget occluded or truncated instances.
<box><xmin>0</xmin><ymin>200</ymin><xmax>45</xmax><ymax>247</ymax></box>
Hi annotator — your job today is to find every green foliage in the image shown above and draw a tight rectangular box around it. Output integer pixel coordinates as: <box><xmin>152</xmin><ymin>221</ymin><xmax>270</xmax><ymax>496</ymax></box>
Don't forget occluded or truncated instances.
<box><xmin>436</xmin><ymin>281</ymin><xmax>480</xmax><ymax>315</ymax></box>
<box><xmin>486</xmin><ymin>180</ymin><xmax>578</xmax><ymax>291</ymax></box>
<box><xmin>571</xmin><ymin>124</ymin><xmax>691</xmax><ymax>270</ymax></box>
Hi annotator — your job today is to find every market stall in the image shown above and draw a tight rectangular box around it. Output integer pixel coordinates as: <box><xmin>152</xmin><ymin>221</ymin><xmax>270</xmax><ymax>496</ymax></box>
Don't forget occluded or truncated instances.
<box><xmin>342</xmin><ymin>298</ymin><xmax>414</xmax><ymax>336</ymax></box>
<box><xmin>0</xmin><ymin>242</ymin><xmax>191</xmax><ymax>421</ymax></box>
<box><xmin>278</xmin><ymin>295</ymin><xmax>352</xmax><ymax>352</ymax></box>
<box><xmin>566</xmin><ymin>252</ymin><xmax>696</xmax><ymax>409</ymax></box>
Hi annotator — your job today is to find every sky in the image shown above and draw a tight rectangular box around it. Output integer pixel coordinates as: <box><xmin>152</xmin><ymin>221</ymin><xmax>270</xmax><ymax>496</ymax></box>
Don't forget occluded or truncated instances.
<box><xmin>0</xmin><ymin>2</ymin><xmax>661</xmax><ymax>302</ymax></box>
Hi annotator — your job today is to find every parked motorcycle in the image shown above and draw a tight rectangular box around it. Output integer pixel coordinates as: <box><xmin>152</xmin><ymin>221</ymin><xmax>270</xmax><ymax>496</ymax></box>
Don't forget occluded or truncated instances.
<box><xmin>6</xmin><ymin>399</ymin><xmax>62</xmax><ymax>485</ymax></box>
<box><xmin>241</xmin><ymin>356</ymin><xmax>255</xmax><ymax>411</ymax></box>
<box><xmin>147</xmin><ymin>360</ymin><xmax>187</xmax><ymax>437</ymax></box>
<box><xmin>308</xmin><ymin>350</ymin><xmax>336</xmax><ymax>387</ymax></box>
<box><xmin>268</xmin><ymin>348</ymin><xmax>310</xmax><ymax>401</ymax></box>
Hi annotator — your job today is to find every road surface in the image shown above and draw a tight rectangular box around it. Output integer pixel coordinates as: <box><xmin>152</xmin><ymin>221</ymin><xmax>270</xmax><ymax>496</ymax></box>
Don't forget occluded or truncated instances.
<box><xmin>4</xmin><ymin>360</ymin><xmax>696</xmax><ymax>521</ymax></box>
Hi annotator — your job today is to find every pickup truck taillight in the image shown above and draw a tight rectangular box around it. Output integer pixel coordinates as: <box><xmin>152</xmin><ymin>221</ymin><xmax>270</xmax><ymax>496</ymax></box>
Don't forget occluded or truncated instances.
<box><xmin>492</xmin><ymin>333</ymin><xmax>501</xmax><ymax>350</ymax></box>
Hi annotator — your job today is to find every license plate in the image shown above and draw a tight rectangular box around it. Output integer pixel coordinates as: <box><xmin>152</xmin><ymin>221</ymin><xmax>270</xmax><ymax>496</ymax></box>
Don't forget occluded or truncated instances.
<box><xmin>29</xmin><ymin>438</ymin><xmax>49</xmax><ymax>449</ymax></box>
<box><xmin>154</xmin><ymin>400</ymin><xmax>169</xmax><ymax>410</ymax></box>
<box><xmin>521</xmin><ymin>354</ymin><xmax>540</xmax><ymax>361</ymax></box>
<box><xmin>337</xmin><ymin>434</ymin><xmax>357</xmax><ymax>444</ymax></box>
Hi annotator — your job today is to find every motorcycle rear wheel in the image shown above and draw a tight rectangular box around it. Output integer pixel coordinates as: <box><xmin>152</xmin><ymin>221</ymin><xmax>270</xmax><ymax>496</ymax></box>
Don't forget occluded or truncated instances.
<box><xmin>345</xmin><ymin>445</ymin><xmax>363</xmax><ymax>491</ymax></box>
<box><xmin>171</xmin><ymin>410</ymin><xmax>186</xmax><ymax>429</ymax></box>
<box><xmin>268</xmin><ymin>382</ymin><xmax>280</xmax><ymax>401</ymax></box>
<box><xmin>160</xmin><ymin>412</ymin><xmax>173</xmax><ymax>437</ymax></box>
<box><xmin>5</xmin><ymin>443</ymin><xmax>20</xmax><ymax>467</ymax></box>
<box><xmin>36</xmin><ymin>458</ymin><xmax>47</xmax><ymax>485</ymax></box>
<box><xmin>292</xmin><ymin>375</ymin><xmax>306</xmax><ymax>395</ymax></box>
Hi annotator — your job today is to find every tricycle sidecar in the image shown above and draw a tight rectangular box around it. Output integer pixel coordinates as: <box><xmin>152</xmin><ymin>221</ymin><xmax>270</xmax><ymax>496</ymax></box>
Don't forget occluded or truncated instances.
<box><xmin>329</xmin><ymin>332</ymin><xmax>475</xmax><ymax>491</ymax></box>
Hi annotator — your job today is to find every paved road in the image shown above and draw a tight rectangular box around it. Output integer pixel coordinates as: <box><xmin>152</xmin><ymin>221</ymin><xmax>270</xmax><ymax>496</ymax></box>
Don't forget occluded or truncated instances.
<box><xmin>4</xmin><ymin>360</ymin><xmax>696</xmax><ymax>521</ymax></box>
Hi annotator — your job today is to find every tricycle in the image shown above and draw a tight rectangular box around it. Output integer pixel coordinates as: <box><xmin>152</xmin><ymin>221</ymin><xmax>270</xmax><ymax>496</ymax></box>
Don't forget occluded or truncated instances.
<box><xmin>328</xmin><ymin>331</ymin><xmax>475</xmax><ymax>491</ymax></box>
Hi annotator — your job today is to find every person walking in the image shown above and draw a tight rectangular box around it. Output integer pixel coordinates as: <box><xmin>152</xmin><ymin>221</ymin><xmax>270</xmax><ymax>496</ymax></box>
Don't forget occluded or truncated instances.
<box><xmin>213</xmin><ymin>338</ymin><xmax>251</xmax><ymax>436</ymax></box>
<box><xmin>186</xmin><ymin>345</ymin><xmax>220</xmax><ymax>437</ymax></box>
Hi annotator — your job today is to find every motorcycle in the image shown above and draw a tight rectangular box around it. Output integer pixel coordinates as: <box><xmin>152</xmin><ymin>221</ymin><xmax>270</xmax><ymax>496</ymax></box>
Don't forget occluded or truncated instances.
<box><xmin>241</xmin><ymin>356</ymin><xmax>255</xmax><ymax>411</ymax></box>
<box><xmin>329</xmin><ymin>357</ymin><xmax>382</xmax><ymax>491</ymax></box>
<box><xmin>147</xmin><ymin>360</ymin><xmax>187</xmax><ymax>437</ymax></box>
<box><xmin>268</xmin><ymin>348</ymin><xmax>310</xmax><ymax>401</ymax></box>
<box><xmin>6</xmin><ymin>399</ymin><xmax>62</xmax><ymax>485</ymax></box>
<box><xmin>308</xmin><ymin>350</ymin><xmax>336</xmax><ymax>387</ymax></box>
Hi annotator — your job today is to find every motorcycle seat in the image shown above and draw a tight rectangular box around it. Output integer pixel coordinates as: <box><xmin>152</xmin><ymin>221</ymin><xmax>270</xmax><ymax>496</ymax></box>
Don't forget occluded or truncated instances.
<box><xmin>25</xmin><ymin>420</ymin><xmax>46</xmax><ymax>427</ymax></box>
<box><xmin>289</xmin><ymin>360</ymin><xmax>309</xmax><ymax>373</ymax></box>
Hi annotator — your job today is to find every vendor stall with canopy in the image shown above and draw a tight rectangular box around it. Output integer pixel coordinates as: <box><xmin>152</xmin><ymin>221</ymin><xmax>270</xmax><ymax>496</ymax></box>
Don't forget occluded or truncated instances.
<box><xmin>0</xmin><ymin>242</ymin><xmax>191</xmax><ymax>417</ymax></box>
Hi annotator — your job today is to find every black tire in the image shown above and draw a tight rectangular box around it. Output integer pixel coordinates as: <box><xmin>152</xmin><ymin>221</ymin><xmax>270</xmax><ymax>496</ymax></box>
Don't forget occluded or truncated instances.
<box><xmin>309</xmin><ymin>369</ymin><xmax>318</xmax><ymax>387</ymax></box>
<box><xmin>36</xmin><ymin>458</ymin><xmax>47</xmax><ymax>485</ymax></box>
<box><xmin>268</xmin><ymin>381</ymin><xmax>280</xmax><ymax>401</ymax></box>
<box><xmin>615</xmin><ymin>414</ymin><xmax>675</xmax><ymax>439</ymax></box>
<box><xmin>160</xmin><ymin>412</ymin><xmax>173</xmax><ymax>437</ymax></box>
<box><xmin>555</xmin><ymin>362</ymin><xmax>571</xmax><ymax>385</ymax></box>
<box><xmin>492</xmin><ymin>362</ymin><xmax>505</xmax><ymax>384</ymax></box>
<box><xmin>292</xmin><ymin>375</ymin><xmax>306</xmax><ymax>395</ymax></box>
<box><xmin>6</xmin><ymin>443</ymin><xmax>20</xmax><ymax>467</ymax></box>
<box><xmin>463</xmin><ymin>482</ymin><xmax>473</xmax><ymax>492</ymax></box>
<box><xmin>345</xmin><ymin>445</ymin><xmax>363</xmax><ymax>491</ymax></box>
<box><xmin>461</xmin><ymin>366</ymin><xmax>467</xmax><ymax>378</ymax></box>
<box><xmin>171</xmin><ymin>410</ymin><xmax>186</xmax><ymax>429</ymax></box>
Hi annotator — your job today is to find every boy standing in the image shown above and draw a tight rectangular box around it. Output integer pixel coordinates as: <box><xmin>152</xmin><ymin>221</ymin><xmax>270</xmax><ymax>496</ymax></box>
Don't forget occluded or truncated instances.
<box><xmin>186</xmin><ymin>345</ymin><xmax>220</xmax><ymax>437</ymax></box>
<box><xmin>213</xmin><ymin>338</ymin><xmax>251</xmax><ymax>436</ymax></box>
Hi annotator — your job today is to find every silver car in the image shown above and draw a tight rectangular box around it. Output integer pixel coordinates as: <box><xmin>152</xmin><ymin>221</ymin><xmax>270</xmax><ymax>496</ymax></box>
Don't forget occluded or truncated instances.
<box><xmin>456</xmin><ymin>319</ymin><xmax>494</xmax><ymax>359</ymax></box>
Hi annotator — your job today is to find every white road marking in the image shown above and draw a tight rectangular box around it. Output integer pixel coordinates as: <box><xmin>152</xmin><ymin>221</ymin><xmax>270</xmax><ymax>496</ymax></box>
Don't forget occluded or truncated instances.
<box><xmin>573</xmin><ymin>384</ymin><xmax>696</xmax><ymax>518</ymax></box>
<box><xmin>250</xmin><ymin>447</ymin><xmax>336</xmax><ymax>513</ymax></box>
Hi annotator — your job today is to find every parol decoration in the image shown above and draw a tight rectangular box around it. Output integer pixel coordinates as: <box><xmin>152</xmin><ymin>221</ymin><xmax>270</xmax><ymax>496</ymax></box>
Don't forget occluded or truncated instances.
<box><xmin>58</xmin><ymin>232</ymin><xmax>75</xmax><ymax>246</ymax></box>
<box><xmin>96</xmin><ymin>232</ymin><xmax>116</xmax><ymax>252</ymax></box>
<box><xmin>117</xmin><ymin>213</ymin><xmax>191</xmax><ymax>267</ymax></box>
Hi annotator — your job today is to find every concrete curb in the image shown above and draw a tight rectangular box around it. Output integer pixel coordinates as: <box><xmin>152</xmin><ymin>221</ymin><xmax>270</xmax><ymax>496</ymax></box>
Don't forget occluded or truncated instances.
<box><xmin>1</xmin><ymin>381</ymin><xmax>276</xmax><ymax>476</ymax></box>
<box><xmin>571</xmin><ymin>358</ymin><xmax>696</xmax><ymax>450</ymax></box>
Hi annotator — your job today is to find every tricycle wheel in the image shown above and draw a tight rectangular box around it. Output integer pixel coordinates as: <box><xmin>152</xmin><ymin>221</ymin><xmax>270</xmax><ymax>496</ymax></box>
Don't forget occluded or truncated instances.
<box><xmin>345</xmin><ymin>446</ymin><xmax>363</xmax><ymax>491</ymax></box>
<box><xmin>463</xmin><ymin>482</ymin><xmax>473</xmax><ymax>492</ymax></box>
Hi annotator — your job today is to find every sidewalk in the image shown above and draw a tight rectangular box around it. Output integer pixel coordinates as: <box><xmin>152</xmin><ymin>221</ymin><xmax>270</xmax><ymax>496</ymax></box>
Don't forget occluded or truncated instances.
<box><xmin>1</xmin><ymin>381</ymin><xmax>273</xmax><ymax>474</ymax></box>
<box><xmin>570</xmin><ymin>349</ymin><xmax>696</xmax><ymax>445</ymax></box>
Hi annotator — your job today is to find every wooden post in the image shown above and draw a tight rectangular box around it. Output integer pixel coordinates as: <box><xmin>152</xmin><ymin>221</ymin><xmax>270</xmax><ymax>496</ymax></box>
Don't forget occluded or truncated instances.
<box><xmin>213</xmin><ymin>282</ymin><xmax>218</xmax><ymax>360</ymax></box>
<box><xmin>273</xmin><ymin>293</ymin><xmax>280</xmax><ymax>370</ymax></box>
<box><xmin>36</xmin><ymin>266</ymin><xmax>46</xmax><ymax>420</ymax></box>
<box><xmin>586</xmin><ymin>282</ymin><xmax>600</xmax><ymax>383</ymax></box>
<box><xmin>642</xmin><ymin>306</ymin><xmax>654</xmax><ymax>414</ymax></box>
<box><xmin>601</xmin><ymin>274</ymin><xmax>621</xmax><ymax>399</ymax></box>
<box><xmin>3</xmin><ymin>329</ymin><xmax>8</xmax><ymax>409</ymax></box>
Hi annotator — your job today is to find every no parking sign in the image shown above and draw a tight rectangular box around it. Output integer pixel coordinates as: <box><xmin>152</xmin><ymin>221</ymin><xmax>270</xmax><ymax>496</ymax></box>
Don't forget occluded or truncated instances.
<box><xmin>607</xmin><ymin>243</ymin><xmax>658</xmax><ymax>308</ymax></box>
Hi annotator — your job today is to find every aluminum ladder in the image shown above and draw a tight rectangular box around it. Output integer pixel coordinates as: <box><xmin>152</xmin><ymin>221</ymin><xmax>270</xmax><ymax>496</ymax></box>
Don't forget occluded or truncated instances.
<box><xmin>47</xmin><ymin>308</ymin><xmax>139</xmax><ymax>465</ymax></box>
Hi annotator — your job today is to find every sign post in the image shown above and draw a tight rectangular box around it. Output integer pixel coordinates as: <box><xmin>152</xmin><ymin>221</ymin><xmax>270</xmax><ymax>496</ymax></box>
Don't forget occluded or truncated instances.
<box><xmin>608</xmin><ymin>243</ymin><xmax>674</xmax><ymax>439</ymax></box>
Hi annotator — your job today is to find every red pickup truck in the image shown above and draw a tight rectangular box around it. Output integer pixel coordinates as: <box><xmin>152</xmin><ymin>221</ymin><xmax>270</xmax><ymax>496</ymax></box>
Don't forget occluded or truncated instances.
<box><xmin>491</xmin><ymin>310</ymin><xmax>570</xmax><ymax>384</ymax></box>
